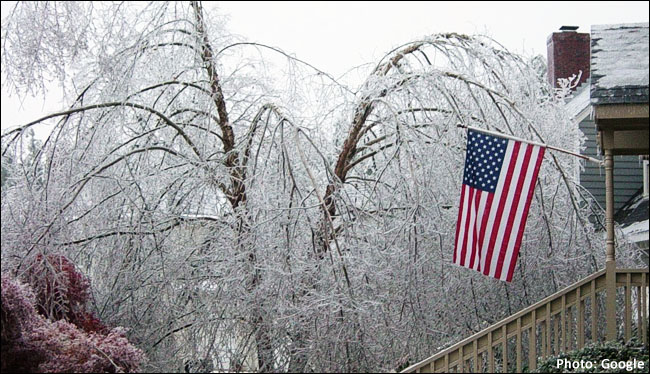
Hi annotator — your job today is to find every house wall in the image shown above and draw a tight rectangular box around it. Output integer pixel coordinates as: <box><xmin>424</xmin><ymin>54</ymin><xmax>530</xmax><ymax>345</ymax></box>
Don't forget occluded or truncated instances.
<box><xmin>579</xmin><ymin>118</ymin><xmax>645</xmax><ymax>211</ymax></box>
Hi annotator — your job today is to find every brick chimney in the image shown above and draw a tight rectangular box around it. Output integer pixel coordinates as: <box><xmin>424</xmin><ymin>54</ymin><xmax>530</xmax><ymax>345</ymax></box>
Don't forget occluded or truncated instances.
<box><xmin>547</xmin><ymin>26</ymin><xmax>590</xmax><ymax>88</ymax></box>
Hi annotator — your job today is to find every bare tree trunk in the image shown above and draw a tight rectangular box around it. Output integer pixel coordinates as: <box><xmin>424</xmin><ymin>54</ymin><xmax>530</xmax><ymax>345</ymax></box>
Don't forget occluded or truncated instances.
<box><xmin>191</xmin><ymin>2</ymin><xmax>273</xmax><ymax>371</ymax></box>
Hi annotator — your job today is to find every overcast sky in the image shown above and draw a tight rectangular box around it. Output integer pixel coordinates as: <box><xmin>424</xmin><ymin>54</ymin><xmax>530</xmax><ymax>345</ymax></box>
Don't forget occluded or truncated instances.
<box><xmin>216</xmin><ymin>1</ymin><xmax>649</xmax><ymax>78</ymax></box>
<box><xmin>2</xmin><ymin>1</ymin><xmax>649</xmax><ymax>133</ymax></box>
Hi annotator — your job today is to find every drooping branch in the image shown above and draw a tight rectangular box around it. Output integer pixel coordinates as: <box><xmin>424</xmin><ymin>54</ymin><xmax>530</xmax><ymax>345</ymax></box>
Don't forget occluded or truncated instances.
<box><xmin>317</xmin><ymin>42</ymin><xmax>428</xmax><ymax>253</ymax></box>
<box><xmin>2</xmin><ymin>102</ymin><xmax>202</xmax><ymax>159</ymax></box>
<box><xmin>190</xmin><ymin>1</ymin><xmax>234</xmax><ymax>153</ymax></box>
<box><xmin>216</xmin><ymin>42</ymin><xmax>354</xmax><ymax>95</ymax></box>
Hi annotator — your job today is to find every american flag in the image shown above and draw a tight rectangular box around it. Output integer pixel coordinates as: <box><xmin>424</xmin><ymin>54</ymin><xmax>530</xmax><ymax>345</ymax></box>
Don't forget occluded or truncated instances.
<box><xmin>453</xmin><ymin>129</ymin><xmax>545</xmax><ymax>282</ymax></box>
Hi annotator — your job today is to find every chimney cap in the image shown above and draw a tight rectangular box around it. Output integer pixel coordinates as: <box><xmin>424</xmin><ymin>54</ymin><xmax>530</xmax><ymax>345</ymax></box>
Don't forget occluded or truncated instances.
<box><xmin>560</xmin><ymin>25</ymin><xmax>580</xmax><ymax>32</ymax></box>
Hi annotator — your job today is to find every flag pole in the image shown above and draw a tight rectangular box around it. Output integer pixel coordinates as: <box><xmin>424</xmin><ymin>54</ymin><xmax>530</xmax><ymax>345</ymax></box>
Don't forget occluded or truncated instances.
<box><xmin>457</xmin><ymin>124</ymin><xmax>603</xmax><ymax>165</ymax></box>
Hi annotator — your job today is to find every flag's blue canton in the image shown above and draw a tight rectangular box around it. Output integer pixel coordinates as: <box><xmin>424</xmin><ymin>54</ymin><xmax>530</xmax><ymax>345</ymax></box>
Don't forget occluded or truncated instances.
<box><xmin>462</xmin><ymin>130</ymin><xmax>508</xmax><ymax>193</ymax></box>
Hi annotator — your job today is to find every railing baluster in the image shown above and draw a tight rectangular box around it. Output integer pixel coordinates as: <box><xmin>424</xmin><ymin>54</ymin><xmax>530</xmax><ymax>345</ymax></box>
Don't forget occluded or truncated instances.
<box><xmin>554</xmin><ymin>314</ymin><xmax>560</xmax><ymax>354</ymax></box>
<box><xmin>545</xmin><ymin>303</ymin><xmax>551</xmax><ymax>357</ymax></box>
<box><xmin>577</xmin><ymin>285</ymin><xmax>584</xmax><ymax>349</ymax></box>
<box><xmin>625</xmin><ymin>273</ymin><xmax>631</xmax><ymax>341</ymax></box>
<box><xmin>540</xmin><ymin>319</ymin><xmax>546</xmax><ymax>358</ymax></box>
<box><xmin>516</xmin><ymin>318</ymin><xmax>522</xmax><ymax>373</ymax></box>
<box><xmin>502</xmin><ymin>325</ymin><xmax>507</xmax><ymax>373</ymax></box>
<box><xmin>566</xmin><ymin>305</ymin><xmax>573</xmax><ymax>351</ymax></box>
<box><xmin>555</xmin><ymin>294</ymin><xmax>566</xmax><ymax>353</ymax></box>
<box><xmin>473</xmin><ymin>340</ymin><xmax>478</xmax><ymax>373</ymax></box>
<box><xmin>642</xmin><ymin>272</ymin><xmax>647</xmax><ymax>345</ymax></box>
<box><xmin>590</xmin><ymin>280</ymin><xmax>597</xmax><ymax>342</ymax></box>
<box><xmin>635</xmin><ymin>283</ymin><xmax>642</xmax><ymax>343</ymax></box>
<box><xmin>529</xmin><ymin>310</ymin><xmax>536</xmax><ymax>372</ymax></box>
<box><xmin>488</xmin><ymin>331</ymin><xmax>494</xmax><ymax>373</ymax></box>
<box><xmin>458</xmin><ymin>345</ymin><xmax>464</xmax><ymax>373</ymax></box>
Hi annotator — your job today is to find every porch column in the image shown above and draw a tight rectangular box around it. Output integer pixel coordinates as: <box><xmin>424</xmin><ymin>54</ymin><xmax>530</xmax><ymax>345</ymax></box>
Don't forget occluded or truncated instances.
<box><xmin>604</xmin><ymin>147</ymin><xmax>617</xmax><ymax>341</ymax></box>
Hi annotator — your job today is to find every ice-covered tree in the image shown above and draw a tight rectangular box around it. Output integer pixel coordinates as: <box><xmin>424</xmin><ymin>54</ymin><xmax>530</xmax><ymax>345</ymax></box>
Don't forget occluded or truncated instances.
<box><xmin>2</xmin><ymin>2</ymin><xmax>643</xmax><ymax>372</ymax></box>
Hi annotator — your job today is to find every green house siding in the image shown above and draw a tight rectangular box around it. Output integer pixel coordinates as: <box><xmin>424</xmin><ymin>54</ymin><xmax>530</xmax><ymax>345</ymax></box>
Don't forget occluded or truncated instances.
<box><xmin>579</xmin><ymin>119</ymin><xmax>645</xmax><ymax>212</ymax></box>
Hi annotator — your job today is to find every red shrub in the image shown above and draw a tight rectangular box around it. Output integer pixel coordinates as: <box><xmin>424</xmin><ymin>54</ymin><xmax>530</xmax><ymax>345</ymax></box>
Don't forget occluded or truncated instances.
<box><xmin>1</xmin><ymin>272</ymin><xmax>145</xmax><ymax>373</ymax></box>
<box><xmin>28</xmin><ymin>321</ymin><xmax>145</xmax><ymax>373</ymax></box>
<box><xmin>23</xmin><ymin>253</ymin><xmax>107</xmax><ymax>333</ymax></box>
<box><xmin>1</xmin><ymin>274</ymin><xmax>45</xmax><ymax>372</ymax></box>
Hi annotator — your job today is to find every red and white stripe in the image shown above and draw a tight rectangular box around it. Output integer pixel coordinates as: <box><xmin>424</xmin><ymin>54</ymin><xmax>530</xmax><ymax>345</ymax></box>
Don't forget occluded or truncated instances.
<box><xmin>453</xmin><ymin>141</ymin><xmax>545</xmax><ymax>282</ymax></box>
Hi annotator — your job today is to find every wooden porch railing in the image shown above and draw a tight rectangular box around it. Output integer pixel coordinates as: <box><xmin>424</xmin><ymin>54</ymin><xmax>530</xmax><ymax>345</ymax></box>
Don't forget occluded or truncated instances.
<box><xmin>401</xmin><ymin>268</ymin><xmax>649</xmax><ymax>373</ymax></box>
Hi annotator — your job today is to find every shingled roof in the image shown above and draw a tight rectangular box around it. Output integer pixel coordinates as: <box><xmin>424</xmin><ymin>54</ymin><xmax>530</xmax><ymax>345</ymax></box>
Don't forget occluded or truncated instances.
<box><xmin>590</xmin><ymin>23</ymin><xmax>649</xmax><ymax>105</ymax></box>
